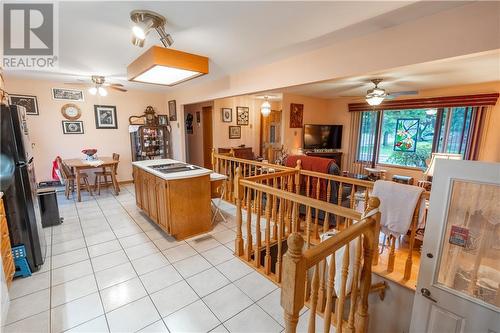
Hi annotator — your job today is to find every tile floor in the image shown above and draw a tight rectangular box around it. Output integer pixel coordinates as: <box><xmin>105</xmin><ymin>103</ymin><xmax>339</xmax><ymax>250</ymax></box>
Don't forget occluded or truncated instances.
<box><xmin>2</xmin><ymin>184</ymin><xmax>315</xmax><ymax>332</ymax></box>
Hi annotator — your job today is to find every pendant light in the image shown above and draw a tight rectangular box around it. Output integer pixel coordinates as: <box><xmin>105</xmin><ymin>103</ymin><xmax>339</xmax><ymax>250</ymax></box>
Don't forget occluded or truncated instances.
<box><xmin>261</xmin><ymin>96</ymin><xmax>271</xmax><ymax>117</ymax></box>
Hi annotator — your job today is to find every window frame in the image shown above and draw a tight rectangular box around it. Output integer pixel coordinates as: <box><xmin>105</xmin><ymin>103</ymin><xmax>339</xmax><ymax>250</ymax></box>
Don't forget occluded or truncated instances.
<box><xmin>356</xmin><ymin>107</ymin><xmax>475</xmax><ymax>170</ymax></box>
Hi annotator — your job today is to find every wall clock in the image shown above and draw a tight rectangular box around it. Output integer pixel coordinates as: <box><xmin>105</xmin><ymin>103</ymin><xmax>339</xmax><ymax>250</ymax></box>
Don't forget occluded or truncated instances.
<box><xmin>61</xmin><ymin>103</ymin><xmax>81</xmax><ymax>120</ymax></box>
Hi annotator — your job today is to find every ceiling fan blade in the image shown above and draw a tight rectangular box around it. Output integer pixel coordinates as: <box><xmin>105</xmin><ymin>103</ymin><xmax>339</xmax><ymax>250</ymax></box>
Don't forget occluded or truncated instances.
<box><xmin>64</xmin><ymin>82</ymin><xmax>89</xmax><ymax>86</ymax></box>
<box><xmin>109</xmin><ymin>86</ymin><xmax>127</xmax><ymax>92</ymax></box>
<box><xmin>109</xmin><ymin>83</ymin><xmax>124</xmax><ymax>87</ymax></box>
<box><xmin>387</xmin><ymin>90</ymin><xmax>419</xmax><ymax>97</ymax></box>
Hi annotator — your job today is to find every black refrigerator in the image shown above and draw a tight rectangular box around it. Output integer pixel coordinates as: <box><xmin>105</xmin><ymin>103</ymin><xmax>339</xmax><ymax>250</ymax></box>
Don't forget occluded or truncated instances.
<box><xmin>1</xmin><ymin>104</ymin><xmax>46</xmax><ymax>271</ymax></box>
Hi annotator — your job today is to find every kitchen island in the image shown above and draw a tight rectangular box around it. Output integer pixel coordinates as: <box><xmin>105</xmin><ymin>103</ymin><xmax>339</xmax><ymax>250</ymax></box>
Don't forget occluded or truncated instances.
<box><xmin>132</xmin><ymin>159</ymin><xmax>212</xmax><ymax>240</ymax></box>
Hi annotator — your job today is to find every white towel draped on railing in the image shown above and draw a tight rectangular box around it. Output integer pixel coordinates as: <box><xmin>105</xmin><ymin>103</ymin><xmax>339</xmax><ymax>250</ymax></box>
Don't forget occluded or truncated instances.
<box><xmin>372</xmin><ymin>180</ymin><xmax>425</xmax><ymax>237</ymax></box>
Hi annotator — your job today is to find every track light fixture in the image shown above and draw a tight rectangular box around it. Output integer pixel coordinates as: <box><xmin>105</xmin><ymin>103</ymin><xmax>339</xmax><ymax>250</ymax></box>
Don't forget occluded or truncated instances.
<box><xmin>130</xmin><ymin>10</ymin><xmax>174</xmax><ymax>48</ymax></box>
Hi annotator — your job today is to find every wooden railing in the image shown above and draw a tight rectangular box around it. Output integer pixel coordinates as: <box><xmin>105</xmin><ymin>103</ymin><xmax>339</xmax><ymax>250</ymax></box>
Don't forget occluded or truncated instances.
<box><xmin>281</xmin><ymin>197</ymin><xmax>381</xmax><ymax>333</ymax></box>
<box><xmin>212</xmin><ymin>150</ymin><xmax>429</xmax><ymax>284</ymax></box>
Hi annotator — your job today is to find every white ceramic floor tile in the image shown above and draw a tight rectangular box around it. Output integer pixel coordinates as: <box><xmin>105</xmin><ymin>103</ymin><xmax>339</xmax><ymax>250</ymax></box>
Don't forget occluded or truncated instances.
<box><xmin>52</xmin><ymin>232</ymin><xmax>84</xmax><ymax>245</ymax></box>
<box><xmin>162</xmin><ymin>243</ymin><xmax>196</xmax><ymax>263</ymax></box>
<box><xmin>224</xmin><ymin>304</ymin><xmax>283</xmax><ymax>333</ymax></box>
<box><xmin>52</xmin><ymin>248</ymin><xmax>89</xmax><ymax>269</ymax></box>
<box><xmin>51</xmin><ymin>260</ymin><xmax>93</xmax><ymax>286</ymax></box>
<box><xmin>144</xmin><ymin>228</ymin><xmax>165</xmax><ymax>241</ymax></box>
<box><xmin>257</xmin><ymin>288</ymin><xmax>307</xmax><ymax>326</ymax></box>
<box><xmin>100</xmin><ymin>277</ymin><xmax>147</xmax><ymax>312</ymax></box>
<box><xmin>9</xmin><ymin>271</ymin><xmax>50</xmax><ymax>299</ymax></box>
<box><xmin>210</xmin><ymin>324</ymin><xmax>229</xmax><ymax>332</ymax></box>
<box><xmin>150</xmin><ymin>280</ymin><xmax>199</xmax><ymax>317</ymax></box>
<box><xmin>118</xmin><ymin>232</ymin><xmax>150</xmax><ymax>248</ymax></box>
<box><xmin>52</xmin><ymin>238</ymin><xmax>86</xmax><ymax>256</ymax></box>
<box><xmin>211</xmin><ymin>229</ymin><xmax>236</xmax><ymax>244</ymax></box>
<box><xmin>123</xmin><ymin>242</ymin><xmax>159</xmax><ymax>260</ymax></box>
<box><xmin>186</xmin><ymin>267</ymin><xmax>230</xmax><ymax>297</ymax></box>
<box><xmin>137</xmin><ymin>320</ymin><xmax>169</xmax><ymax>333</ymax></box>
<box><xmin>139</xmin><ymin>265</ymin><xmax>183</xmax><ymax>294</ymax></box>
<box><xmin>95</xmin><ymin>262</ymin><xmax>137</xmax><ymax>290</ymax></box>
<box><xmin>202</xmin><ymin>284</ymin><xmax>253</xmax><ymax>322</ymax></box>
<box><xmin>91</xmin><ymin>250</ymin><xmax>129</xmax><ymax>272</ymax></box>
<box><xmin>50</xmin><ymin>292</ymin><xmax>104</xmax><ymax>333</ymax></box>
<box><xmin>152</xmin><ymin>236</ymin><xmax>184</xmax><ymax>251</ymax></box>
<box><xmin>113</xmin><ymin>225</ymin><xmax>143</xmax><ymax>238</ymax></box>
<box><xmin>87</xmin><ymin>240</ymin><xmax>122</xmax><ymax>258</ymax></box>
<box><xmin>187</xmin><ymin>236</ymin><xmax>221</xmax><ymax>252</ymax></box>
<box><xmin>173</xmin><ymin>254</ymin><xmax>212</xmax><ymax>278</ymax></box>
<box><xmin>51</xmin><ymin>274</ymin><xmax>98</xmax><ymax>307</ymax></box>
<box><xmin>201</xmin><ymin>245</ymin><xmax>234</xmax><ymax>266</ymax></box>
<box><xmin>2</xmin><ymin>310</ymin><xmax>49</xmax><ymax>333</ymax></box>
<box><xmin>164</xmin><ymin>300</ymin><xmax>220</xmax><ymax>333</ymax></box>
<box><xmin>85</xmin><ymin>231</ymin><xmax>116</xmax><ymax>246</ymax></box>
<box><xmin>6</xmin><ymin>288</ymin><xmax>50</xmax><ymax>325</ymax></box>
<box><xmin>106</xmin><ymin>296</ymin><xmax>160</xmax><ymax>333</ymax></box>
<box><xmin>66</xmin><ymin>315</ymin><xmax>109</xmax><ymax>333</ymax></box>
<box><xmin>234</xmin><ymin>271</ymin><xmax>278</xmax><ymax>301</ymax></box>
<box><xmin>131</xmin><ymin>252</ymin><xmax>169</xmax><ymax>275</ymax></box>
<box><xmin>215</xmin><ymin>258</ymin><xmax>253</xmax><ymax>281</ymax></box>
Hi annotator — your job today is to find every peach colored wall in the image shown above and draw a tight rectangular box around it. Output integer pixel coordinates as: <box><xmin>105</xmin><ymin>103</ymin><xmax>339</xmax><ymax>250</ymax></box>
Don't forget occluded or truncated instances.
<box><xmin>212</xmin><ymin>96</ymin><xmax>262</xmax><ymax>155</ymax></box>
<box><xmin>325</xmin><ymin>81</ymin><xmax>500</xmax><ymax>180</ymax></box>
<box><xmin>4</xmin><ymin>76</ymin><xmax>167</xmax><ymax>182</ymax></box>
<box><xmin>184</xmin><ymin>101</ymin><xmax>213</xmax><ymax>166</ymax></box>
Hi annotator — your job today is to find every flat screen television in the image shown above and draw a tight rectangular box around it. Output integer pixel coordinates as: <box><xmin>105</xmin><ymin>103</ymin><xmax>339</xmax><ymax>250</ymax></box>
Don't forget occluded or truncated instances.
<box><xmin>303</xmin><ymin>124</ymin><xmax>343</xmax><ymax>149</ymax></box>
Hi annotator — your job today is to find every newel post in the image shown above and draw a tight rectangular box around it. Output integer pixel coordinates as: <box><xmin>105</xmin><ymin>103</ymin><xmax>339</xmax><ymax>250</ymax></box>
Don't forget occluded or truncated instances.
<box><xmin>356</xmin><ymin>196</ymin><xmax>380</xmax><ymax>333</ymax></box>
<box><xmin>281</xmin><ymin>233</ymin><xmax>306</xmax><ymax>333</ymax></box>
<box><xmin>234</xmin><ymin>167</ymin><xmax>244</xmax><ymax>256</ymax></box>
<box><xmin>211</xmin><ymin>148</ymin><xmax>216</xmax><ymax>172</ymax></box>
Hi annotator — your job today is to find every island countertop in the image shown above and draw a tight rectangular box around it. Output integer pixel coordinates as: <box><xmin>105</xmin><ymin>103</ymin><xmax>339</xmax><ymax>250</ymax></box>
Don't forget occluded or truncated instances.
<box><xmin>132</xmin><ymin>159</ymin><xmax>212</xmax><ymax>180</ymax></box>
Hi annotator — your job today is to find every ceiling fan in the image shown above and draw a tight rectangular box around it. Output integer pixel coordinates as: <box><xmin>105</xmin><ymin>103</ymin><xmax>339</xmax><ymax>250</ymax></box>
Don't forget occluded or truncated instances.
<box><xmin>65</xmin><ymin>75</ymin><xmax>127</xmax><ymax>96</ymax></box>
<box><xmin>365</xmin><ymin>79</ymin><xmax>418</xmax><ymax>106</ymax></box>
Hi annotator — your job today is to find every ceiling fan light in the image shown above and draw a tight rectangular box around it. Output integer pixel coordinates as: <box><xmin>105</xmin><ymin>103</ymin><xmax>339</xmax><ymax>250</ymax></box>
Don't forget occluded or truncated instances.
<box><xmin>98</xmin><ymin>87</ymin><xmax>108</xmax><ymax>96</ymax></box>
<box><xmin>261</xmin><ymin>100</ymin><xmax>271</xmax><ymax>117</ymax></box>
<box><xmin>88</xmin><ymin>87</ymin><xmax>97</xmax><ymax>95</ymax></box>
<box><xmin>366</xmin><ymin>95</ymin><xmax>384</xmax><ymax>106</ymax></box>
<box><xmin>372</xmin><ymin>88</ymin><xmax>385</xmax><ymax>95</ymax></box>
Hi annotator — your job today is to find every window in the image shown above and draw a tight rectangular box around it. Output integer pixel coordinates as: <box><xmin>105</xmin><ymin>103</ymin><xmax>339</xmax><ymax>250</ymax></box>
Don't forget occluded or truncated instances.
<box><xmin>357</xmin><ymin>107</ymin><xmax>474</xmax><ymax>168</ymax></box>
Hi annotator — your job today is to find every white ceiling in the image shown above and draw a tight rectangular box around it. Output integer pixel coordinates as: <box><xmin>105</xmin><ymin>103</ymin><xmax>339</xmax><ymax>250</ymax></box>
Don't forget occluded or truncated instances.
<box><xmin>273</xmin><ymin>50</ymin><xmax>500</xmax><ymax>99</ymax></box>
<box><xmin>5</xmin><ymin>1</ymin><xmax>471</xmax><ymax>92</ymax></box>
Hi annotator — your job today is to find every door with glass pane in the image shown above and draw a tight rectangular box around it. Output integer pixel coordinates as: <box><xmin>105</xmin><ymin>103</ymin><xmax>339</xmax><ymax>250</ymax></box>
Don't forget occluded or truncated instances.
<box><xmin>410</xmin><ymin>160</ymin><xmax>500</xmax><ymax>332</ymax></box>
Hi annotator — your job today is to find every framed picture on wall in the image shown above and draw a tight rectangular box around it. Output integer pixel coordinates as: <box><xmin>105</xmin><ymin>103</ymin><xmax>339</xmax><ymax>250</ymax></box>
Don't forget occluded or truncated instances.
<box><xmin>168</xmin><ymin>100</ymin><xmax>177</xmax><ymax>121</ymax></box>
<box><xmin>290</xmin><ymin>103</ymin><xmax>303</xmax><ymax>128</ymax></box>
<box><xmin>229</xmin><ymin>126</ymin><xmax>241</xmax><ymax>139</ymax></box>
<box><xmin>236</xmin><ymin>106</ymin><xmax>249</xmax><ymax>125</ymax></box>
<box><xmin>158</xmin><ymin>115</ymin><xmax>169</xmax><ymax>125</ymax></box>
<box><xmin>9</xmin><ymin>94</ymin><xmax>39</xmax><ymax>115</ymax></box>
<box><xmin>221</xmin><ymin>108</ymin><xmax>232</xmax><ymax>122</ymax></box>
<box><xmin>94</xmin><ymin>105</ymin><xmax>118</xmax><ymax>129</ymax></box>
<box><xmin>196</xmin><ymin>111</ymin><xmax>201</xmax><ymax>123</ymax></box>
<box><xmin>62</xmin><ymin>121</ymin><xmax>84</xmax><ymax>134</ymax></box>
<box><xmin>52</xmin><ymin>88</ymin><xmax>84</xmax><ymax>102</ymax></box>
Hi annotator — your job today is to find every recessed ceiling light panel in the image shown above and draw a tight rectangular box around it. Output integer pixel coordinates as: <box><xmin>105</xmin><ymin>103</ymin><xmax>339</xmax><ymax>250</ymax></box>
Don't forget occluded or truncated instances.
<box><xmin>127</xmin><ymin>46</ymin><xmax>209</xmax><ymax>86</ymax></box>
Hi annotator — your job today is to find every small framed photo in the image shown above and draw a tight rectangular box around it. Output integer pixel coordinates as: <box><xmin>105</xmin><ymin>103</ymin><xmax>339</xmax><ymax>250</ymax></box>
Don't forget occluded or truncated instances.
<box><xmin>196</xmin><ymin>111</ymin><xmax>201</xmax><ymax>123</ymax></box>
<box><xmin>236</xmin><ymin>106</ymin><xmax>249</xmax><ymax>126</ymax></box>
<box><xmin>221</xmin><ymin>108</ymin><xmax>232</xmax><ymax>123</ymax></box>
<box><xmin>158</xmin><ymin>115</ymin><xmax>169</xmax><ymax>125</ymax></box>
<box><xmin>94</xmin><ymin>105</ymin><xmax>118</xmax><ymax>129</ymax></box>
<box><xmin>229</xmin><ymin>126</ymin><xmax>241</xmax><ymax>139</ymax></box>
<box><xmin>168</xmin><ymin>100</ymin><xmax>177</xmax><ymax>121</ymax></box>
<box><xmin>9</xmin><ymin>94</ymin><xmax>39</xmax><ymax>115</ymax></box>
<box><xmin>62</xmin><ymin>121</ymin><xmax>84</xmax><ymax>134</ymax></box>
<box><xmin>52</xmin><ymin>88</ymin><xmax>84</xmax><ymax>102</ymax></box>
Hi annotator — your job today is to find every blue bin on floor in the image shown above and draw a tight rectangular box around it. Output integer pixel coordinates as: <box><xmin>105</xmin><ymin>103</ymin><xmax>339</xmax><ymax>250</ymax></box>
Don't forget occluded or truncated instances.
<box><xmin>12</xmin><ymin>245</ymin><xmax>32</xmax><ymax>278</ymax></box>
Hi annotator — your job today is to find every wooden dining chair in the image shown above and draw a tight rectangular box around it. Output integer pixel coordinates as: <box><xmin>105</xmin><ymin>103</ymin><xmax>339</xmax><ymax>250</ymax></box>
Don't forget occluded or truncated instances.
<box><xmin>94</xmin><ymin>153</ymin><xmax>120</xmax><ymax>195</ymax></box>
<box><xmin>56</xmin><ymin>157</ymin><xmax>93</xmax><ymax>199</ymax></box>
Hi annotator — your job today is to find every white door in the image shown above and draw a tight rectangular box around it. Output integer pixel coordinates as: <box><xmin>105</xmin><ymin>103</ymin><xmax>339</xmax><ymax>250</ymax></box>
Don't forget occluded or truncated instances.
<box><xmin>410</xmin><ymin>159</ymin><xmax>500</xmax><ymax>333</ymax></box>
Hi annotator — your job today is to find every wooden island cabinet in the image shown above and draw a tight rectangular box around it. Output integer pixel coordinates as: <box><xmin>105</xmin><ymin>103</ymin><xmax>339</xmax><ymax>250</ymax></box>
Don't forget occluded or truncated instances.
<box><xmin>132</xmin><ymin>160</ymin><xmax>212</xmax><ymax>240</ymax></box>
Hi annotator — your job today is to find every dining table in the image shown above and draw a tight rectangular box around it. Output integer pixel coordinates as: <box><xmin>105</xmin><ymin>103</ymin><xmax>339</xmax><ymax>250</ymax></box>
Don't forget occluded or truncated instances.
<box><xmin>63</xmin><ymin>156</ymin><xmax>120</xmax><ymax>202</ymax></box>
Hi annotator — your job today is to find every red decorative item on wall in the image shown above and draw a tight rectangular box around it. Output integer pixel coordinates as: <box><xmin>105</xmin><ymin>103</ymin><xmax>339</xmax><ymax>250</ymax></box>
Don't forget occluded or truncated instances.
<box><xmin>290</xmin><ymin>103</ymin><xmax>303</xmax><ymax>128</ymax></box>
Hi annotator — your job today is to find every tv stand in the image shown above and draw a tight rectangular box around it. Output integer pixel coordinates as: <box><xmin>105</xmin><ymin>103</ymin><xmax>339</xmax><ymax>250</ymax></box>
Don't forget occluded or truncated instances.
<box><xmin>304</xmin><ymin>150</ymin><xmax>342</xmax><ymax>170</ymax></box>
